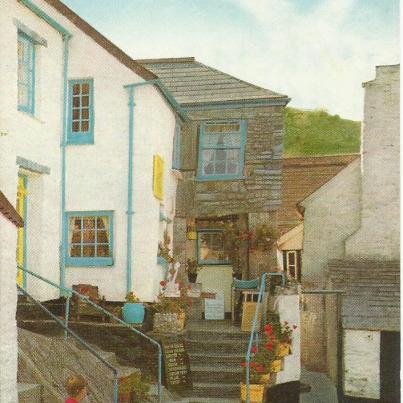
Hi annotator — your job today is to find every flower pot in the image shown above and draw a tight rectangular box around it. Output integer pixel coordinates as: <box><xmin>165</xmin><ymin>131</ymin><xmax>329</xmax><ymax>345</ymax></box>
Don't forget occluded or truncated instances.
<box><xmin>240</xmin><ymin>383</ymin><xmax>265</xmax><ymax>403</ymax></box>
<box><xmin>259</xmin><ymin>372</ymin><xmax>271</xmax><ymax>384</ymax></box>
<box><xmin>278</xmin><ymin>342</ymin><xmax>291</xmax><ymax>357</ymax></box>
<box><xmin>122</xmin><ymin>303</ymin><xmax>145</xmax><ymax>324</ymax></box>
<box><xmin>270</xmin><ymin>359</ymin><xmax>283</xmax><ymax>373</ymax></box>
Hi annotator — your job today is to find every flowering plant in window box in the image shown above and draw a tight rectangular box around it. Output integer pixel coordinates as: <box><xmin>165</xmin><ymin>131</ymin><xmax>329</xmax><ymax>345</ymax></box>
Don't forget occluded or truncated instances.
<box><xmin>278</xmin><ymin>321</ymin><xmax>297</xmax><ymax>356</ymax></box>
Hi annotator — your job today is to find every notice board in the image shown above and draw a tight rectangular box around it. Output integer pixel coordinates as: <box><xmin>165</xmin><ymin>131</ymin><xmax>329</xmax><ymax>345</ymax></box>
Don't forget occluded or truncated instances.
<box><xmin>161</xmin><ymin>338</ymin><xmax>192</xmax><ymax>390</ymax></box>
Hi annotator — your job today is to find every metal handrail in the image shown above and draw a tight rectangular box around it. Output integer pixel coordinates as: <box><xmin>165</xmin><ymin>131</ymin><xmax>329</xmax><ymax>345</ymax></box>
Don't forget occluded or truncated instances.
<box><xmin>244</xmin><ymin>272</ymin><xmax>267</xmax><ymax>403</ymax></box>
<box><xmin>17</xmin><ymin>285</ymin><xmax>120</xmax><ymax>402</ymax></box>
<box><xmin>17</xmin><ymin>266</ymin><xmax>163</xmax><ymax>403</ymax></box>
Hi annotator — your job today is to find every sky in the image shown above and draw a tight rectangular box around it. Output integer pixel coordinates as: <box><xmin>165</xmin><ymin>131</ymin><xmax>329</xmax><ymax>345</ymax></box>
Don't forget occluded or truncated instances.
<box><xmin>62</xmin><ymin>0</ymin><xmax>399</xmax><ymax>121</ymax></box>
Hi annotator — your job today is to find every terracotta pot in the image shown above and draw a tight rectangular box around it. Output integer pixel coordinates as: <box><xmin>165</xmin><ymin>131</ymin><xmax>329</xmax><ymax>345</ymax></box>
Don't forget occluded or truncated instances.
<box><xmin>240</xmin><ymin>383</ymin><xmax>265</xmax><ymax>403</ymax></box>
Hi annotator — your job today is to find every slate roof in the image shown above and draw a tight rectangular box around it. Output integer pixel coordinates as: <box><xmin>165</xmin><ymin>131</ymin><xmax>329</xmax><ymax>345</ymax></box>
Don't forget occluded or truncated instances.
<box><xmin>137</xmin><ymin>57</ymin><xmax>289</xmax><ymax>106</ymax></box>
<box><xmin>0</xmin><ymin>191</ymin><xmax>23</xmax><ymax>227</ymax></box>
<box><xmin>278</xmin><ymin>154</ymin><xmax>360</xmax><ymax>232</ymax></box>
<box><xmin>327</xmin><ymin>258</ymin><xmax>400</xmax><ymax>331</ymax></box>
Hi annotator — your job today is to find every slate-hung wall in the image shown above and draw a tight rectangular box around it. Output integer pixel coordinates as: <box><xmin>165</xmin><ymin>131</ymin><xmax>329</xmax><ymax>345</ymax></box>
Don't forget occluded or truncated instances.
<box><xmin>176</xmin><ymin>106</ymin><xmax>285</xmax><ymax>218</ymax></box>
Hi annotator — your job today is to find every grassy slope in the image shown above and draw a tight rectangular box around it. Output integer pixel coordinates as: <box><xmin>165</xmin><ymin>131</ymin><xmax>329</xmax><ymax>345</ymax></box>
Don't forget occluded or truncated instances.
<box><xmin>284</xmin><ymin>107</ymin><xmax>361</xmax><ymax>156</ymax></box>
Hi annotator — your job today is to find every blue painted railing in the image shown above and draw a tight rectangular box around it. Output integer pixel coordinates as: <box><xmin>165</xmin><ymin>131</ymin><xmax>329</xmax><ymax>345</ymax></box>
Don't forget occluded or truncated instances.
<box><xmin>17</xmin><ymin>267</ymin><xmax>163</xmax><ymax>403</ymax></box>
<box><xmin>244</xmin><ymin>272</ymin><xmax>285</xmax><ymax>403</ymax></box>
<box><xmin>17</xmin><ymin>284</ymin><xmax>120</xmax><ymax>402</ymax></box>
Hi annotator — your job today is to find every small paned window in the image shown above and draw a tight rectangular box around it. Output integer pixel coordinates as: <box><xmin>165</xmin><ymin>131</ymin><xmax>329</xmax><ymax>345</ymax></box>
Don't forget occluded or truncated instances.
<box><xmin>198</xmin><ymin>120</ymin><xmax>247</xmax><ymax>180</ymax></box>
<box><xmin>66</xmin><ymin>212</ymin><xmax>113</xmax><ymax>266</ymax></box>
<box><xmin>197</xmin><ymin>230</ymin><xmax>232</xmax><ymax>264</ymax></box>
<box><xmin>68</xmin><ymin>79</ymin><xmax>94</xmax><ymax>144</ymax></box>
<box><xmin>18</xmin><ymin>32</ymin><xmax>35</xmax><ymax>114</ymax></box>
<box><xmin>283</xmin><ymin>250</ymin><xmax>301</xmax><ymax>282</ymax></box>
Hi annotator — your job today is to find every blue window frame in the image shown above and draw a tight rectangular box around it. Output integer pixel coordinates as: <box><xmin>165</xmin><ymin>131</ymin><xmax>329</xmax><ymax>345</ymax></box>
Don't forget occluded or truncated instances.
<box><xmin>197</xmin><ymin>229</ymin><xmax>232</xmax><ymax>265</ymax></box>
<box><xmin>65</xmin><ymin>211</ymin><xmax>113</xmax><ymax>267</ymax></box>
<box><xmin>172</xmin><ymin>122</ymin><xmax>181</xmax><ymax>169</ymax></box>
<box><xmin>197</xmin><ymin>120</ymin><xmax>247</xmax><ymax>180</ymax></box>
<box><xmin>18</xmin><ymin>31</ymin><xmax>35</xmax><ymax>114</ymax></box>
<box><xmin>67</xmin><ymin>79</ymin><xmax>94</xmax><ymax>144</ymax></box>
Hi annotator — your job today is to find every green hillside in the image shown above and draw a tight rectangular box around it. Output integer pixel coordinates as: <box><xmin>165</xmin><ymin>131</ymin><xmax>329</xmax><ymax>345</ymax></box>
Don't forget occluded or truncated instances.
<box><xmin>284</xmin><ymin>107</ymin><xmax>361</xmax><ymax>156</ymax></box>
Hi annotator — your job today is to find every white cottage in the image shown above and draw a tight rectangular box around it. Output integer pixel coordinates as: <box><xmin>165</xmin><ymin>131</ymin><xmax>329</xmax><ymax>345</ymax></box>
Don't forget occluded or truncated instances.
<box><xmin>0</xmin><ymin>0</ymin><xmax>186</xmax><ymax>303</ymax></box>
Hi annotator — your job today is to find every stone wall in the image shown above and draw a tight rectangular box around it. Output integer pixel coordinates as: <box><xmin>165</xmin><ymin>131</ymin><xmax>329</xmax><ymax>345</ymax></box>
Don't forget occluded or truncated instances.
<box><xmin>176</xmin><ymin>105</ymin><xmax>285</xmax><ymax>218</ymax></box>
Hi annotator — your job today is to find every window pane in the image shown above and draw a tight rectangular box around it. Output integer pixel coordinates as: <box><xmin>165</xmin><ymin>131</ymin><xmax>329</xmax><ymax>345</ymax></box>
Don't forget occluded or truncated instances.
<box><xmin>215</xmin><ymin>161</ymin><xmax>225</xmax><ymax>174</ymax></box>
<box><xmin>83</xmin><ymin>245</ymin><xmax>95</xmax><ymax>257</ymax></box>
<box><xmin>288</xmin><ymin>252</ymin><xmax>295</xmax><ymax>265</ymax></box>
<box><xmin>205</xmin><ymin>123</ymin><xmax>240</xmax><ymax>133</ymax></box>
<box><xmin>72</xmin><ymin>121</ymin><xmax>80</xmax><ymax>132</ymax></box>
<box><xmin>73</xmin><ymin>97</ymin><xmax>80</xmax><ymax>107</ymax></box>
<box><xmin>227</xmin><ymin>161</ymin><xmax>239</xmax><ymax>174</ymax></box>
<box><xmin>73</xmin><ymin>84</ymin><xmax>80</xmax><ymax>95</ymax></box>
<box><xmin>73</xmin><ymin>109</ymin><xmax>80</xmax><ymax>120</ymax></box>
<box><xmin>83</xmin><ymin>217</ymin><xmax>95</xmax><ymax>229</ymax></box>
<box><xmin>82</xmin><ymin>83</ymin><xmax>90</xmax><ymax>94</ymax></box>
<box><xmin>83</xmin><ymin>230</ymin><xmax>95</xmax><ymax>243</ymax></box>
<box><xmin>97</xmin><ymin>230</ymin><xmax>109</xmax><ymax>243</ymax></box>
<box><xmin>81</xmin><ymin>120</ymin><xmax>89</xmax><ymax>132</ymax></box>
<box><xmin>81</xmin><ymin>109</ymin><xmax>89</xmax><ymax>119</ymax></box>
<box><xmin>97</xmin><ymin>244</ymin><xmax>110</xmax><ymax>257</ymax></box>
<box><xmin>70</xmin><ymin>245</ymin><xmax>81</xmax><ymax>257</ymax></box>
<box><xmin>82</xmin><ymin>96</ymin><xmax>89</xmax><ymax>107</ymax></box>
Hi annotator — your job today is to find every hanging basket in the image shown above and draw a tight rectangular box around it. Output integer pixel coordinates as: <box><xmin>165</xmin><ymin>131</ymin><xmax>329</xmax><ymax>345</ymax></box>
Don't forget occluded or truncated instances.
<box><xmin>240</xmin><ymin>383</ymin><xmax>265</xmax><ymax>403</ymax></box>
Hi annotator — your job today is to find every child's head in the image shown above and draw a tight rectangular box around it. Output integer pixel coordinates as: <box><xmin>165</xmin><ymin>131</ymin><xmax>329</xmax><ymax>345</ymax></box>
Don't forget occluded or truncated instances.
<box><xmin>66</xmin><ymin>374</ymin><xmax>88</xmax><ymax>399</ymax></box>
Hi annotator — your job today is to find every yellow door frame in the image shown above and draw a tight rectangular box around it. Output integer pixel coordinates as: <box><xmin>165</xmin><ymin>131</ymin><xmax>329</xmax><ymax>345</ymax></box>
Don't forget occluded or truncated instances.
<box><xmin>16</xmin><ymin>175</ymin><xmax>28</xmax><ymax>288</ymax></box>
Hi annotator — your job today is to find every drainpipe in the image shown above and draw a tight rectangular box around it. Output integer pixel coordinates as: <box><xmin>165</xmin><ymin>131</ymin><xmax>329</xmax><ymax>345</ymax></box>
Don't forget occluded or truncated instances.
<box><xmin>124</xmin><ymin>80</ymin><xmax>158</xmax><ymax>294</ymax></box>
<box><xmin>17</xmin><ymin>0</ymin><xmax>72</xmax><ymax>295</ymax></box>
<box><xmin>60</xmin><ymin>35</ymin><xmax>71</xmax><ymax>292</ymax></box>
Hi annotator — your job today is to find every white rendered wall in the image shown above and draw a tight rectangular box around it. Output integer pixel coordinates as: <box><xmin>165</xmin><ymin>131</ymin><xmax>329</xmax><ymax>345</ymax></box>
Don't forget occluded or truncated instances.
<box><xmin>343</xmin><ymin>330</ymin><xmax>380</xmax><ymax>399</ymax></box>
<box><xmin>275</xmin><ymin>294</ymin><xmax>301</xmax><ymax>384</ymax></box>
<box><xmin>0</xmin><ymin>215</ymin><xmax>19</xmax><ymax>403</ymax></box>
<box><xmin>346</xmin><ymin>65</ymin><xmax>400</xmax><ymax>259</ymax></box>
<box><xmin>301</xmin><ymin>160</ymin><xmax>361</xmax><ymax>287</ymax></box>
<box><xmin>0</xmin><ymin>0</ymin><xmax>63</xmax><ymax>300</ymax></box>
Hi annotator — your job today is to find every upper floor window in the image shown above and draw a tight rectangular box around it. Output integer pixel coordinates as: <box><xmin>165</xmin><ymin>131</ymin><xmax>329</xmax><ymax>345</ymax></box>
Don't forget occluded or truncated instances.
<box><xmin>65</xmin><ymin>211</ymin><xmax>113</xmax><ymax>267</ymax></box>
<box><xmin>197</xmin><ymin>120</ymin><xmax>247</xmax><ymax>180</ymax></box>
<box><xmin>68</xmin><ymin>79</ymin><xmax>94</xmax><ymax>144</ymax></box>
<box><xmin>18</xmin><ymin>32</ymin><xmax>35</xmax><ymax>114</ymax></box>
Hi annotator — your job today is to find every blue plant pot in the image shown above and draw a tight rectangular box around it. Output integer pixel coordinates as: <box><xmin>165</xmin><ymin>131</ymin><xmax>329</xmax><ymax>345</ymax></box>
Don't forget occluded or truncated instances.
<box><xmin>123</xmin><ymin>303</ymin><xmax>145</xmax><ymax>324</ymax></box>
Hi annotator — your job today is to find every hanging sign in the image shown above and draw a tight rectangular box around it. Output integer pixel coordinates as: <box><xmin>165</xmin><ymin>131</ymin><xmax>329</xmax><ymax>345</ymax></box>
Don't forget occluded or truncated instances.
<box><xmin>153</xmin><ymin>155</ymin><xmax>164</xmax><ymax>201</ymax></box>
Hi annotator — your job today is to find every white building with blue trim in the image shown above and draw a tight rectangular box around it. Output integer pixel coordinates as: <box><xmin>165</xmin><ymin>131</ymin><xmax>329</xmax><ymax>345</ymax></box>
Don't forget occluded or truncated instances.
<box><xmin>0</xmin><ymin>0</ymin><xmax>185</xmax><ymax>309</ymax></box>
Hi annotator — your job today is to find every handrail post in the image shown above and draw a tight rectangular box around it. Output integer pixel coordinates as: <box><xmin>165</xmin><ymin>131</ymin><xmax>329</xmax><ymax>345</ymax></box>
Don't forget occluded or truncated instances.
<box><xmin>64</xmin><ymin>295</ymin><xmax>70</xmax><ymax>341</ymax></box>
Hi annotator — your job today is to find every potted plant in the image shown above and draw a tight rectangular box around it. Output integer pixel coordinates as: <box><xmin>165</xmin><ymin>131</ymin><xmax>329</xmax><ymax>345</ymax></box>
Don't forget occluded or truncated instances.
<box><xmin>119</xmin><ymin>371</ymin><xmax>150</xmax><ymax>402</ymax></box>
<box><xmin>185</xmin><ymin>258</ymin><xmax>200</xmax><ymax>283</ymax></box>
<box><xmin>122</xmin><ymin>292</ymin><xmax>145</xmax><ymax>325</ymax></box>
<box><xmin>278</xmin><ymin>321</ymin><xmax>297</xmax><ymax>357</ymax></box>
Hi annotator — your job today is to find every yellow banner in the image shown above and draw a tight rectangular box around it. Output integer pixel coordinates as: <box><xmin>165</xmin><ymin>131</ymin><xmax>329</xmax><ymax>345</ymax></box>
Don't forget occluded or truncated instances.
<box><xmin>153</xmin><ymin>155</ymin><xmax>164</xmax><ymax>201</ymax></box>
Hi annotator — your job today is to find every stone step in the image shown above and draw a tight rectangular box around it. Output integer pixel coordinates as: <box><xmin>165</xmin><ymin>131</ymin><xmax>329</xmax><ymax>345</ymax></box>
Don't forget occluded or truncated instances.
<box><xmin>186</xmin><ymin>339</ymin><xmax>248</xmax><ymax>354</ymax></box>
<box><xmin>191</xmin><ymin>382</ymin><xmax>240</xmax><ymax>398</ymax></box>
<box><xmin>186</xmin><ymin>329</ymin><xmax>250</xmax><ymax>341</ymax></box>
<box><xmin>18</xmin><ymin>383</ymin><xmax>43</xmax><ymax>403</ymax></box>
<box><xmin>190</xmin><ymin>364</ymin><xmax>242</xmax><ymax>383</ymax></box>
<box><xmin>189</xmin><ymin>352</ymin><xmax>245</xmax><ymax>366</ymax></box>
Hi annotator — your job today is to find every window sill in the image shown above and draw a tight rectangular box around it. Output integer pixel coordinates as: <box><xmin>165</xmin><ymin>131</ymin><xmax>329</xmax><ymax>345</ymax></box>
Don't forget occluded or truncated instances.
<box><xmin>195</xmin><ymin>176</ymin><xmax>245</xmax><ymax>182</ymax></box>
<box><xmin>66</xmin><ymin>257</ymin><xmax>113</xmax><ymax>267</ymax></box>
<box><xmin>18</xmin><ymin>109</ymin><xmax>44</xmax><ymax>124</ymax></box>
<box><xmin>66</xmin><ymin>137</ymin><xmax>94</xmax><ymax>146</ymax></box>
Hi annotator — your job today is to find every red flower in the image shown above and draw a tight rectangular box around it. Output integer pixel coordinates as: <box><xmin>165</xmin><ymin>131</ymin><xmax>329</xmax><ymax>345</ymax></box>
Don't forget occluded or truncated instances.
<box><xmin>251</xmin><ymin>346</ymin><xmax>258</xmax><ymax>354</ymax></box>
<box><xmin>266</xmin><ymin>342</ymin><xmax>274</xmax><ymax>351</ymax></box>
<box><xmin>264</xmin><ymin>325</ymin><xmax>273</xmax><ymax>335</ymax></box>
<box><xmin>256</xmin><ymin>365</ymin><xmax>265</xmax><ymax>373</ymax></box>
<box><xmin>250</xmin><ymin>362</ymin><xmax>257</xmax><ymax>367</ymax></box>
<box><xmin>293</xmin><ymin>325</ymin><xmax>298</xmax><ymax>330</ymax></box>
<box><xmin>178</xmin><ymin>281</ymin><xmax>184</xmax><ymax>289</ymax></box>
<box><xmin>160</xmin><ymin>280</ymin><xmax>167</xmax><ymax>287</ymax></box>
<box><xmin>270</xmin><ymin>335</ymin><xmax>277</xmax><ymax>341</ymax></box>
<box><xmin>188</xmin><ymin>284</ymin><xmax>193</xmax><ymax>290</ymax></box>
